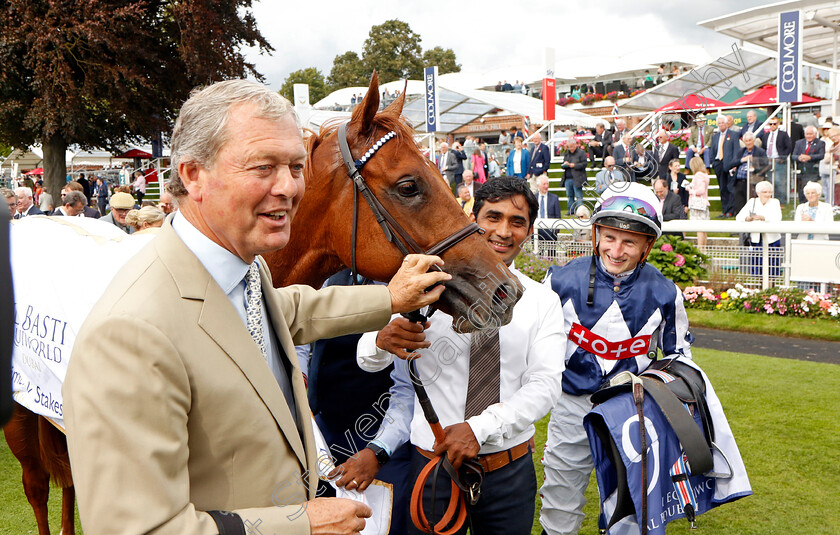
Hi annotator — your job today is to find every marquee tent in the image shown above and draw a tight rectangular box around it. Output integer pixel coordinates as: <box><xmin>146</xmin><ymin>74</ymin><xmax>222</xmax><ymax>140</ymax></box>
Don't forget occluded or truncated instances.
<box><xmin>654</xmin><ymin>94</ymin><xmax>728</xmax><ymax>113</ymax></box>
<box><xmin>730</xmin><ymin>84</ymin><xmax>821</xmax><ymax>106</ymax></box>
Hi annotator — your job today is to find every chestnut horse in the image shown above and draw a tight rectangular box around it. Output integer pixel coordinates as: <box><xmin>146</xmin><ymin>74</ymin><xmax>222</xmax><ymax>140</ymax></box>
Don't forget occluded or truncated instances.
<box><xmin>3</xmin><ymin>73</ymin><xmax>523</xmax><ymax>534</ymax></box>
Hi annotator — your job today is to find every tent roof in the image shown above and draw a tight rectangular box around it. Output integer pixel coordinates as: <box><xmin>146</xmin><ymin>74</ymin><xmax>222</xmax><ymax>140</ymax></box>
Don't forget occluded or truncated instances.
<box><xmin>698</xmin><ymin>0</ymin><xmax>840</xmax><ymax>69</ymax></box>
<box><xmin>402</xmin><ymin>86</ymin><xmax>600</xmax><ymax>133</ymax></box>
<box><xmin>619</xmin><ymin>48</ymin><xmax>787</xmax><ymax>113</ymax></box>
<box><xmin>655</xmin><ymin>94</ymin><xmax>728</xmax><ymax>112</ymax></box>
<box><xmin>731</xmin><ymin>84</ymin><xmax>821</xmax><ymax>105</ymax></box>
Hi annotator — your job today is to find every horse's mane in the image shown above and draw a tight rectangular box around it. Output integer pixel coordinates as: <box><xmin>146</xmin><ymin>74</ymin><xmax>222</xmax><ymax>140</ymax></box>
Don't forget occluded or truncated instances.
<box><xmin>305</xmin><ymin>105</ymin><xmax>417</xmax><ymax>174</ymax></box>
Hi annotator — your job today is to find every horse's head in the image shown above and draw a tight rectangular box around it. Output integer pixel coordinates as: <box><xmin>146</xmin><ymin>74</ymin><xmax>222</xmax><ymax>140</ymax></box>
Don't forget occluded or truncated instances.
<box><xmin>269</xmin><ymin>73</ymin><xmax>522</xmax><ymax>331</ymax></box>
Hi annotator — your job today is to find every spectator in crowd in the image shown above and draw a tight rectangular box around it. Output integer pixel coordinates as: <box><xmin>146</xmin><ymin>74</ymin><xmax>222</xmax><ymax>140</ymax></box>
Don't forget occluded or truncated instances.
<box><xmin>125</xmin><ymin>205</ymin><xmax>166</xmax><ymax>232</ymax></box>
<box><xmin>63</xmin><ymin>181</ymin><xmax>102</xmax><ymax>218</ymax></box>
<box><xmin>450</xmin><ymin>141</ymin><xmax>467</xmax><ymax>185</ymax></box>
<box><xmin>457</xmin><ymin>184</ymin><xmax>474</xmax><ymax>215</ymax></box>
<box><xmin>76</xmin><ymin>172</ymin><xmax>92</xmax><ymax>201</ymax></box>
<box><xmin>438</xmin><ymin>141</ymin><xmax>457</xmax><ymax>189</ymax></box>
<box><xmin>792</xmin><ymin>125</ymin><xmax>825</xmax><ymax>204</ymax></box>
<box><xmin>22</xmin><ymin>174</ymin><xmax>36</xmax><ymax>194</ymax></box>
<box><xmin>734</xmin><ymin>132</ymin><xmax>769</xmax><ymax>214</ymax></box>
<box><xmin>628</xmin><ymin>143</ymin><xmax>655</xmax><ymax>181</ymax></box>
<box><xmin>478</xmin><ymin>141</ymin><xmax>490</xmax><ymax>179</ymax></box>
<box><xmin>612</xmin><ymin>133</ymin><xmax>633</xmax><ymax>171</ymax></box>
<box><xmin>794</xmin><ymin>181</ymin><xmax>833</xmax><ymax>240</ymax></box>
<box><xmin>502</xmin><ymin>80</ymin><xmax>513</xmax><ymax>91</ymax></box>
<box><xmin>686</xmin><ymin>113</ymin><xmax>713</xmax><ymax>171</ymax></box>
<box><xmin>757</xmin><ymin>116</ymin><xmax>792</xmax><ymax>202</ymax></box>
<box><xmin>38</xmin><ymin>182</ymin><xmax>55</xmax><ymax>214</ymax></box>
<box><xmin>653</xmin><ymin>129</ymin><xmax>680</xmax><ymax>180</ymax></box>
<box><xmin>561</xmin><ymin>137</ymin><xmax>588</xmax><ymax>215</ymax></box>
<box><xmin>528</xmin><ymin>132</ymin><xmax>552</xmax><ymax>193</ymax></box>
<box><xmin>818</xmin><ymin>122</ymin><xmax>837</xmax><ymax>198</ymax></box>
<box><xmin>13</xmin><ymin>187</ymin><xmax>44</xmax><ymax>219</ymax></box>
<box><xmin>571</xmin><ymin>205</ymin><xmax>592</xmax><ymax>243</ymax></box>
<box><xmin>823</xmin><ymin>126</ymin><xmax>840</xmax><ymax>204</ymax></box>
<box><xmin>498</xmin><ymin>130</ymin><xmax>511</xmax><ymax>145</ymax></box>
<box><xmin>51</xmin><ymin>191</ymin><xmax>87</xmax><ymax>217</ymax></box>
<box><xmin>653</xmin><ymin>178</ymin><xmax>685</xmax><ymax>238</ymax></box>
<box><xmin>471</xmin><ymin>149</ymin><xmax>487</xmax><ymax>183</ymax></box>
<box><xmin>712</xmin><ymin>113</ymin><xmax>740</xmax><ymax>217</ymax></box>
<box><xmin>594</xmin><ymin>156</ymin><xmax>625</xmax><ymax>195</ymax></box>
<box><xmin>2</xmin><ymin>188</ymin><xmax>16</xmax><ymax>217</ymax></box>
<box><xmin>536</xmin><ymin>175</ymin><xmax>562</xmax><ymax>242</ymax></box>
<box><xmin>101</xmin><ymin>191</ymin><xmax>135</xmax><ymax>234</ymax></box>
<box><xmin>588</xmin><ymin>122</ymin><xmax>611</xmax><ymax>164</ymax></box>
<box><xmin>736</xmin><ymin>180</ymin><xmax>782</xmax><ymax>276</ymax></box>
<box><xmin>487</xmin><ymin>154</ymin><xmax>502</xmax><ymax>178</ymax></box>
<box><xmin>495</xmin><ymin>81</ymin><xmax>503</xmax><ymax>92</ymax></box>
<box><xmin>456</xmin><ymin>169</ymin><xmax>481</xmax><ymax>199</ymax></box>
<box><xmin>509</xmin><ymin>126</ymin><xmax>525</xmax><ymax>142</ymax></box>
<box><xmin>463</xmin><ymin>136</ymin><xmax>478</xmax><ymax>170</ymax></box>
<box><xmin>740</xmin><ymin>110</ymin><xmax>763</xmax><ymax>142</ymax></box>
<box><xmin>159</xmin><ymin>190</ymin><xmax>177</xmax><ymax>215</ymax></box>
<box><xmin>686</xmin><ymin>156</ymin><xmax>711</xmax><ymax>248</ymax></box>
<box><xmin>506</xmin><ymin>137</ymin><xmax>531</xmax><ymax>179</ymax></box>
<box><xmin>610</xmin><ymin>118</ymin><xmax>629</xmax><ymax>151</ymax></box>
<box><xmin>92</xmin><ymin>176</ymin><xmax>109</xmax><ymax>215</ymax></box>
<box><xmin>131</xmin><ymin>170</ymin><xmax>147</xmax><ymax>205</ymax></box>
<box><xmin>665</xmin><ymin>158</ymin><xmax>689</xmax><ymax>209</ymax></box>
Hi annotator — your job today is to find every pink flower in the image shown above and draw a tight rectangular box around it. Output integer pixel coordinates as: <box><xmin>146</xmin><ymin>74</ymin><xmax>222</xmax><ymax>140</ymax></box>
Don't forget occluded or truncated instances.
<box><xmin>744</xmin><ymin>303</ymin><xmax>752</xmax><ymax>310</ymax></box>
<box><xmin>661</xmin><ymin>244</ymin><xmax>674</xmax><ymax>252</ymax></box>
<box><xmin>770</xmin><ymin>295</ymin><xmax>779</xmax><ymax>303</ymax></box>
<box><xmin>673</xmin><ymin>254</ymin><xmax>686</xmax><ymax>267</ymax></box>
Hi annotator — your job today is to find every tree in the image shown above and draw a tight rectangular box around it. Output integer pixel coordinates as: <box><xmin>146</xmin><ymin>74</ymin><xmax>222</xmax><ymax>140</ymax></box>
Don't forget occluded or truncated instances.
<box><xmin>327</xmin><ymin>51</ymin><xmax>369</xmax><ymax>92</ymax></box>
<box><xmin>362</xmin><ymin>20</ymin><xmax>423</xmax><ymax>83</ymax></box>
<box><xmin>0</xmin><ymin>0</ymin><xmax>272</xmax><ymax>203</ymax></box>
<box><xmin>280</xmin><ymin>68</ymin><xmax>327</xmax><ymax>106</ymax></box>
<box><xmin>422</xmin><ymin>47</ymin><xmax>461</xmax><ymax>75</ymax></box>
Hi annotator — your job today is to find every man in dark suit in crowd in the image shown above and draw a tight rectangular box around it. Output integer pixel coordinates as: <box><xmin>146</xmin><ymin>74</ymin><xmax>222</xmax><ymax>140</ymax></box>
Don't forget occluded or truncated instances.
<box><xmin>758</xmin><ymin>117</ymin><xmax>793</xmax><ymax>201</ymax></box>
<box><xmin>789</xmin><ymin>120</ymin><xmax>805</xmax><ymax>145</ymax></box>
<box><xmin>76</xmin><ymin>172</ymin><xmax>92</xmax><ymax>202</ymax></box>
<box><xmin>12</xmin><ymin>187</ymin><xmax>44</xmax><ymax>219</ymax></box>
<box><xmin>527</xmin><ymin>132</ymin><xmax>552</xmax><ymax>192</ymax></box>
<box><xmin>711</xmin><ymin>114</ymin><xmax>741</xmax><ymax>217</ymax></box>
<box><xmin>740</xmin><ymin>110</ymin><xmax>763</xmax><ymax>144</ymax></box>
<box><xmin>653</xmin><ymin>129</ymin><xmax>680</xmax><ymax>180</ymax></box>
<box><xmin>61</xmin><ymin>181</ymin><xmax>102</xmax><ymax>218</ymax></box>
<box><xmin>686</xmin><ymin>113</ymin><xmax>714</xmax><ymax>170</ymax></box>
<box><xmin>612</xmin><ymin>133</ymin><xmax>634</xmax><ymax>173</ymax></box>
<box><xmin>438</xmin><ymin>142</ymin><xmax>457</xmax><ymax>189</ymax></box>
<box><xmin>610</xmin><ymin>118</ymin><xmax>629</xmax><ymax>153</ymax></box>
<box><xmin>536</xmin><ymin>175</ymin><xmax>562</xmax><ymax>241</ymax></box>
<box><xmin>50</xmin><ymin>190</ymin><xmax>87</xmax><ymax>217</ymax></box>
<box><xmin>450</xmin><ymin>141</ymin><xmax>467</xmax><ymax>185</ymax></box>
<box><xmin>588</xmin><ymin>122</ymin><xmax>612</xmax><ymax>164</ymax></box>
<box><xmin>455</xmin><ymin>169</ymin><xmax>481</xmax><ymax>200</ymax></box>
<box><xmin>653</xmin><ymin>179</ymin><xmax>685</xmax><ymax>236</ymax></box>
<box><xmin>792</xmin><ymin>125</ymin><xmax>826</xmax><ymax>203</ymax></box>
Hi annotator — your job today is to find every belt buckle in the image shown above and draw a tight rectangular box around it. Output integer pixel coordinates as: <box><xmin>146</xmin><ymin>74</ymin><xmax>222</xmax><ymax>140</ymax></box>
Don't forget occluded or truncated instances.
<box><xmin>468</xmin><ymin>482</ymin><xmax>481</xmax><ymax>505</ymax></box>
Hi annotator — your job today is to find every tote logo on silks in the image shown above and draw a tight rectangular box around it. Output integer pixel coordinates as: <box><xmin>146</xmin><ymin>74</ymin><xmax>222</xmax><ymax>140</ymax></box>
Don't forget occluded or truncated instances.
<box><xmin>569</xmin><ymin>323</ymin><xmax>651</xmax><ymax>360</ymax></box>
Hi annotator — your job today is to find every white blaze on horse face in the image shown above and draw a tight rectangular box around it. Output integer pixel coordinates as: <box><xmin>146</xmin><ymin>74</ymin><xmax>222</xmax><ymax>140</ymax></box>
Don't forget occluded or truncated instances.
<box><xmin>191</xmin><ymin>106</ymin><xmax>307</xmax><ymax>263</ymax></box>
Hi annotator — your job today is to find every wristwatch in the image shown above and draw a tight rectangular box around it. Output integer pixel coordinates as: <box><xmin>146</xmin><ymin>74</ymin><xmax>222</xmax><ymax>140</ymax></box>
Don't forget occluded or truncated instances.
<box><xmin>365</xmin><ymin>443</ymin><xmax>390</xmax><ymax>467</ymax></box>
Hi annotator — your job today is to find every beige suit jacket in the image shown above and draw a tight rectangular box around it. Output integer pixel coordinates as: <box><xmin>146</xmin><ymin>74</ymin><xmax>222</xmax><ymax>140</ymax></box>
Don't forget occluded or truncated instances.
<box><xmin>64</xmin><ymin>223</ymin><xmax>392</xmax><ymax>534</ymax></box>
<box><xmin>688</xmin><ymin>124</ymin><xmax>715</xmax><ymax>151</ymax></box>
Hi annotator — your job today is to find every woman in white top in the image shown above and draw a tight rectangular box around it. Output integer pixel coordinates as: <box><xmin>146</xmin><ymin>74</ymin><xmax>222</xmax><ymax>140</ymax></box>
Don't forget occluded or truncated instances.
<box><xmin>794</xmin><ymin>181</ymin><xmax>834</xmax><ymax>240</ymax></box>
<box><xmin>736</xmin><ymin>180</ymin><xmax>782</xmax><ymax>276</ymax></box>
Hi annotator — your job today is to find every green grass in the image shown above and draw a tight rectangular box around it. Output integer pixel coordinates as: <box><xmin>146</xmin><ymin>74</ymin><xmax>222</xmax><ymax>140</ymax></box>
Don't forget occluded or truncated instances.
<box><xmin>687</xmin><ymin>308</ymin><xmax>840</xmax><ymax>341</ymax></box>
<box><xmin>3</xmin><ymin>349</ymin><xmax>838</xmax><ymax>534</ymax></box>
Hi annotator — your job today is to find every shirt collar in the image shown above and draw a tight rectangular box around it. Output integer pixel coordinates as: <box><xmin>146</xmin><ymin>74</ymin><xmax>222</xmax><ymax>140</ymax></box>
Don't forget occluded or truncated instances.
<box><xmin>172</xmin><ymin>212</ymin><xmax>250</xmax><ymax>295</ymax></box>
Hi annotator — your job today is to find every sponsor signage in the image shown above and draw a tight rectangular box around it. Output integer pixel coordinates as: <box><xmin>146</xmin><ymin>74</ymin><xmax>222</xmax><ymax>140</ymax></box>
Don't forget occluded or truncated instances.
<box><xmin>777</xmin><ymin>10</ymin><xmax>802</xmax><ymax>103</ymax></box>
<box><xmin>424</xmin><ymin>66</ymin><xmax>440</xmax><ymax>132</ymax></box>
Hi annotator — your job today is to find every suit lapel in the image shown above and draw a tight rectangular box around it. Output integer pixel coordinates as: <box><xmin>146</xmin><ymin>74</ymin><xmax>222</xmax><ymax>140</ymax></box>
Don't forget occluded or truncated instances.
<box><xmin>155</xmin><ymin>224</ymin><xmax>309</xmax><ymax>470</ymax></box>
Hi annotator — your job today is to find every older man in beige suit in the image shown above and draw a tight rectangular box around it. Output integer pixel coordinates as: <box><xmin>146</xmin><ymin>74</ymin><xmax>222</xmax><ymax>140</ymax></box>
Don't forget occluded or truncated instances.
<box><xmin>63</xmin><ymin>80</ymin><xmax>448</xmax><ymax>535</ymax></box>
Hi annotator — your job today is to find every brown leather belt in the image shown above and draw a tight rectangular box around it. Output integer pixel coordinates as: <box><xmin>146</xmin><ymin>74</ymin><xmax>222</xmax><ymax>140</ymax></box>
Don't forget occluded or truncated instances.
<box><xmin>416</xmin><ymin>438</ymin><xmax>533</xmax><ymax>473</ymax></box>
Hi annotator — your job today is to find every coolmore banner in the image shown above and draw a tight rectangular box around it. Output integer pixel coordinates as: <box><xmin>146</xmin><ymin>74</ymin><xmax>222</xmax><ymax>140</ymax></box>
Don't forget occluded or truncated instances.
<box><xmin>777</xmin><ymin>10</ymin><xmax>802</xmax><ymax>103</ymax></box>
<box><xmin>424</xmin><ymin>66</ymin><xmax>440</xmax><ymax>133</ymax></box>
<box><xmin>10</xmin><ymin>216</ymin><xmax>156</xmax><ymax>429</ymax></box>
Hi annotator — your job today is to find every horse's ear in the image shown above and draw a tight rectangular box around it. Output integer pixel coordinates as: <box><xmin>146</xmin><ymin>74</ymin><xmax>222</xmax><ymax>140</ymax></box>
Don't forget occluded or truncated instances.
<box><xmin>352</xmin><ymin>71</ymin><xmax>380</xmax><ymax>136</ymax></box>
<box><xmin>384</xmin><ymin>79</ymin><xmax>407</xmax><ymax>115</ymax></box>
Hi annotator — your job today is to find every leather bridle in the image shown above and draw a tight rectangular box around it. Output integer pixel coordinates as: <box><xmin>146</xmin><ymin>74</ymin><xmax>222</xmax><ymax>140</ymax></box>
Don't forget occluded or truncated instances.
<box><xmin>336</xmin><ymin>122</ymin><xmax>483</xmax><ymax>282</ymax></box>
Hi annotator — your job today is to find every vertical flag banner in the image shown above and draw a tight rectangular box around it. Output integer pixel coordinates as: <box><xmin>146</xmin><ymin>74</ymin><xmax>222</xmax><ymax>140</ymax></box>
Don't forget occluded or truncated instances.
<box><xmin>543</xmin><ymin>47</ymin><xmax>556</xmax><ymax>121</ymax></box>
<box><xmin>777</xmin><ymin>10</ymin><xmax>802</xmax><ymax>103</ymax></box>
<box><xmin>424</xmin><ymin>66</ymin><xmax>440</xmax><ymax>133</ymax></box>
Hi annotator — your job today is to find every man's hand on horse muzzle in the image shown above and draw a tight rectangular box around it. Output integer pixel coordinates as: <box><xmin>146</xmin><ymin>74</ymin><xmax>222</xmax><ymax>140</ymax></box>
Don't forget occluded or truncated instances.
<box><xmin>376</xmin><ymin>316</ymin><xmax>431</xmax><ymax>360</ymax></box>
<box><xmin>433</xmin><ymin>422</ymin><xmax>481</xmax><ymax>470</ymax></box>
<box><xmin>387</xmin><ymin>254</ymin><xmax>451</xmax><ymax>314</ymax></box>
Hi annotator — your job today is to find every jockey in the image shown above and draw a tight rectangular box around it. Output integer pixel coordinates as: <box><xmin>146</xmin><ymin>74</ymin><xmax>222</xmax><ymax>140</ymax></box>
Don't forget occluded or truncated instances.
<box><xmin>539</xmin><ymin>182</ymin><xmax>694</xmax><ymax>535</ymax></box>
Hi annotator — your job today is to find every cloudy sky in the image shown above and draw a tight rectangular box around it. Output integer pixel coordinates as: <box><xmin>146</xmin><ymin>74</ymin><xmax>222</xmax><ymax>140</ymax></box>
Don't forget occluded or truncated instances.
<box><xmin>242</xmin><ymin>0</ymin><xmax>775</xmax><ymax>90</ymax></box>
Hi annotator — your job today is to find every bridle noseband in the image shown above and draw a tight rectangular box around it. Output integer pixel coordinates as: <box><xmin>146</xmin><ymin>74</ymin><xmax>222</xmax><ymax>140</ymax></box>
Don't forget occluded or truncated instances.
<box><xmin>336</xmin><ymin>121</ymin><xmax>483</xmax><ymax>283</ymax></box>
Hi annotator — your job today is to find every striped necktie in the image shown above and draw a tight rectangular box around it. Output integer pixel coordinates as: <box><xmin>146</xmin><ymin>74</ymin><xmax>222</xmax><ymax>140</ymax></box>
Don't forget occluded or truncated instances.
<box><xmin>464</xmin><ymin>328</ymin><xmax>501</xmax><ymax>418</ymax></box>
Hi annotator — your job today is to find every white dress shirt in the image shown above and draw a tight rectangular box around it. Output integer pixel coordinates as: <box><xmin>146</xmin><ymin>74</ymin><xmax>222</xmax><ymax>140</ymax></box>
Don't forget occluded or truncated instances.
<box><xmin>172</xmin><ymin>213</ymin><xmax>295</xmax><ymax>412</ymax></box>
<box><xmin>357</xmin><ymin>267</ymin><xmax>566</xmax><ymax>454</ymax></box>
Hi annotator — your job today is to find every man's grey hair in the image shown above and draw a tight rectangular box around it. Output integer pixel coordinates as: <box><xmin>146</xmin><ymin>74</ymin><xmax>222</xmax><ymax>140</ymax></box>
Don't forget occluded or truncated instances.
<box><xmin>537</xmin><ymin>175</ymin><xmax>549</xmax><ymax>186</ymax></box>
<box><xmin>742</xmin><ymin>131</ymin><xmax>756</xmax><ymax>141</ymax></box>
<box><xmin>14</xmin><ymin>187</ymin><xmax>32</xmax><ymax>199</ymax></box>
<box><xmin>1</xmin><ymin>187</ymin><xmax>14</xmax><ymax>199</ymax></box>
<box><xmin>804</xmin><ymin>125</ymin><xmax>818</xmax><ymax>135</ymax></box>
<box><xmin>63</xmin><ymin>191</ymin><xmax>86</xmax><ymax>207</ymax></box>
<box><xmin>168</xmin><ymin>79</ymin><xmax>300</xmax><ymax>198</ymax></box>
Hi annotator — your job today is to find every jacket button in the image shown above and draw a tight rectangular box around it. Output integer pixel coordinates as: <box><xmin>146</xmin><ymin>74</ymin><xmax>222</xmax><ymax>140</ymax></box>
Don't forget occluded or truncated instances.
<box><xmin>614</xmin><ymin>285</ymin><xmax>620</xmax><ymax>292</ymax></box>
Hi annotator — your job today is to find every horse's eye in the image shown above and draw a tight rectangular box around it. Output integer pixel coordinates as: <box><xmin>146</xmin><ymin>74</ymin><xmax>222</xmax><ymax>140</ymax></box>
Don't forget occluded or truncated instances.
<box><xmin>397</xmin><ymin>181</ymin><xmax>418</xmax><ymax>197</ymax></box>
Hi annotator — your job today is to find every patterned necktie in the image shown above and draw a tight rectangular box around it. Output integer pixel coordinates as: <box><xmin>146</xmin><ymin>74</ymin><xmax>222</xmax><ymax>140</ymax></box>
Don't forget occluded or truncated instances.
<box><xmin>245</xmin><ymin>261</ymin><xmax>267</xmax><ymax>361</ymax></box>
<box><xmin>464</xmin><ymin>328</ymin><xmax>501</xmax><ymax>419</ymax></box>
<box><xmin>540</xmin><ymin>195</ymin><xmax>546</xmax><ymax>218</ymax></box>
<box><xmin>768</xmin><ymin>132</ymin><xmax>775</xmax><ymax>158</ymax></box>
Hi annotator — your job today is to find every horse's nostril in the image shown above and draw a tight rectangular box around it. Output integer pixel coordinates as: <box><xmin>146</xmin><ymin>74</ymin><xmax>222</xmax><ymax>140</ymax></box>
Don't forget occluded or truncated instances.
<box><xmin>495</xmin><ymin>285</ymin><xmax>509</xmax><ymax>302</ymax></box>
